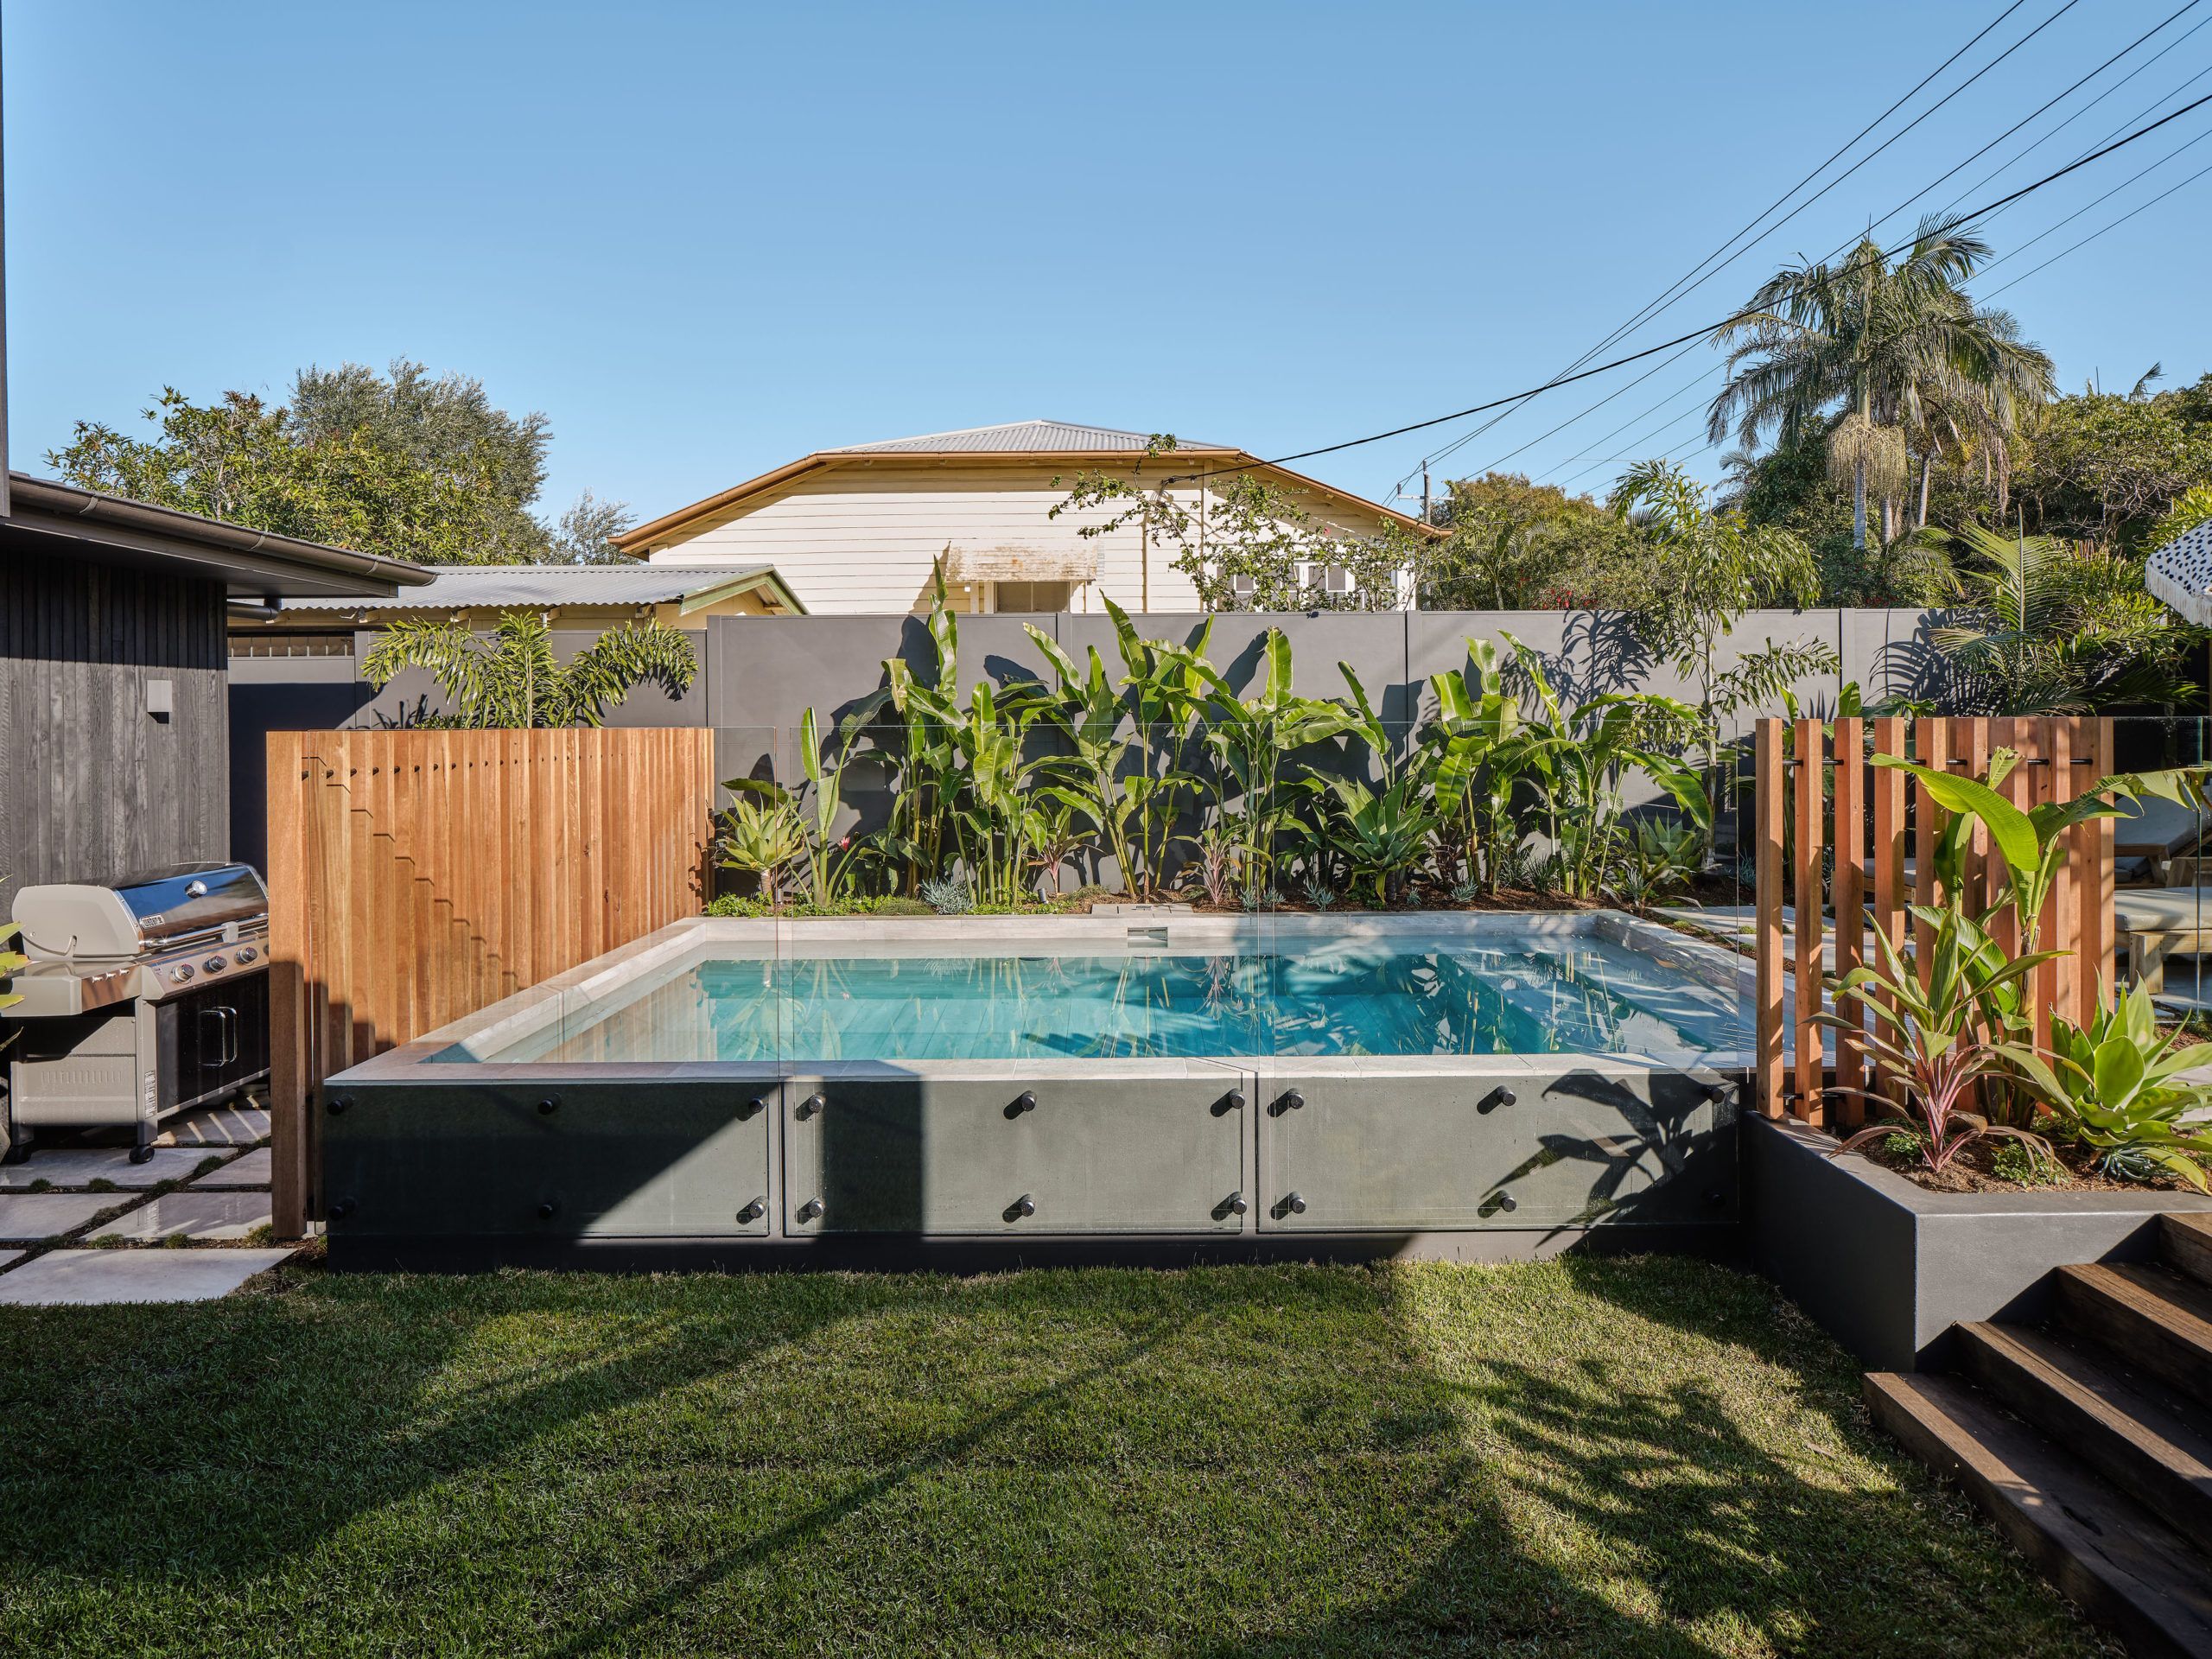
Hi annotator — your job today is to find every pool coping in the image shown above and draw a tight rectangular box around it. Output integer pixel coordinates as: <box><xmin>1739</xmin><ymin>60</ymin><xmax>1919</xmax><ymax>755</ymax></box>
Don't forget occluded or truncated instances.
<box><xmin>327</xmin><ymin>908</ymin><xmax>1760</xmax><ymax>1085</ymax></box>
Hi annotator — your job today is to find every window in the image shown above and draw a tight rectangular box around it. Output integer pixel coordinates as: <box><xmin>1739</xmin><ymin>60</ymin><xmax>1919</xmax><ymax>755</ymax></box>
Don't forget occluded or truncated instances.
<box><xmin>229</xmin><ymin>632</ymin><xmax>356</xmax><ymax>658</ymax></box>
<box><xmin>991</xmin><ymin>581</ymin><xmax>1075</xmax><ymax>613</ymax></box>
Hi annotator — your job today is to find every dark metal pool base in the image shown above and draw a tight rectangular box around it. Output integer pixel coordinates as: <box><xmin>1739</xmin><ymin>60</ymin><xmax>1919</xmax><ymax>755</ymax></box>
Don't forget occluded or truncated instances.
<box><xmin>319</xmin><ymin>915</ymin><xmax>1756</xmax><ymax>1274</ymax></box>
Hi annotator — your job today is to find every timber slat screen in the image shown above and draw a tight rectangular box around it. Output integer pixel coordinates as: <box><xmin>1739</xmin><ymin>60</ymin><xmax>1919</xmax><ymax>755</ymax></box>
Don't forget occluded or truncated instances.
<box><xmin>264</xmin><ymin>728</ymin><xmax>716</xmax><ymax>1236</ymax></box>
<box><xmin>1753</xmin><ymin>716</ymin><xmax>2116</xmax><ymax>1125</ymax></box>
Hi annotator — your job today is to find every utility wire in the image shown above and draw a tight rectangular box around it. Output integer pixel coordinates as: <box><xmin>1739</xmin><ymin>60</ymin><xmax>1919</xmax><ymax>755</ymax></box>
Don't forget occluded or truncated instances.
<box><xmin>1984</xmin><ymin>146</ymin><xmax>2212</xmax><ymax>295</ymax></box>
<box><xmin>1845</xmin><ymin>0</ymin><xmax>2205</xmax><ymax>251</ymax></box>
<box><xmin>1979</xmin><ymin>113</ymin><xmax>2212</xmax><ymax>275</ymax></box>
<box><xmin>1393</xmin><ymin>0</ymin><xmax>2082</xmax><ymax>489</ymax></box>
<box><xmin>1166</xmin><ymin>85</ymin><xmax>2212</xmax><ymax>487</ymax></box>
<box><xmin>1923</xmin><ymin>16</ymin><xmax>2212</xmax><ymax>226</ymax></box>
<box><xmin>1425</xmin><ymin>0</ymin><xmax>2111</xmax><ymax>490</ymax></box>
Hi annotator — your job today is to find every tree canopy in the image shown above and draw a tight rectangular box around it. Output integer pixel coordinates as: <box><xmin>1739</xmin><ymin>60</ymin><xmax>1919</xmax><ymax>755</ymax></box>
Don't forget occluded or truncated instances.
<box><xmin>48</xmin><ymin>359</ymin><xmax>636</xmax><ymax>565</ymax></box>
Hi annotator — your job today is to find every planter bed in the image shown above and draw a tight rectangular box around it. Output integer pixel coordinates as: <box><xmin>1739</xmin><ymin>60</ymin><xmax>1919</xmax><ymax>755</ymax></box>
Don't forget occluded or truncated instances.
<box><xmin>1747</xmin><ymin>1114</ymin><xmax>2212</xmax><ymax>1371</ymax></box>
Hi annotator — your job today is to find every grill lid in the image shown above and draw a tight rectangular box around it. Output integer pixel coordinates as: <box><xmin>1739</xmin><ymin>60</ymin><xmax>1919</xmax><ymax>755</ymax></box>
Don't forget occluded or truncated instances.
<box><xmin>12</xmin><ymin>862</ymin><xmax>268</xmax><ymax>960</ymax></box>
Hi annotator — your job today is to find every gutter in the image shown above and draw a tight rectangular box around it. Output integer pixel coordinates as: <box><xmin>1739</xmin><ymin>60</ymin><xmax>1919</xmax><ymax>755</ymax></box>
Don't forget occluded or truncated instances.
<box><xmin>8</xmin><ymin>473</ymin><xmax>435</xmax><ymax>588</ymax></box>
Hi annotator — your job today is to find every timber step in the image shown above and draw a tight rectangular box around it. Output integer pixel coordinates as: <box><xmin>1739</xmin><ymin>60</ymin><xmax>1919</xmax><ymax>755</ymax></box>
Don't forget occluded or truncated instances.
<box><xmin>1866</xmin><ymin>1372</ymin><xmax>2212</xmax><ymax>1658</ymax></box>
<box><xmin>2164</xmin><ymin>1214</ymin><xmax>2212</xmax><ymax>1290</ymax></box>
<box><xmin>1954</xmin><ymin>1322</ymin><xmax>2212</xmax><ymax>1559</ymax></box>
<box><xmin>1867</xmin><ymin>1221</ymin><xmax>2212</xmax><ymax>1656</ymax></box>
<box><xmin>2054</xmin><ymin>1263</ymin><xmax>2212</xmax><ymax>1411</ymax></box>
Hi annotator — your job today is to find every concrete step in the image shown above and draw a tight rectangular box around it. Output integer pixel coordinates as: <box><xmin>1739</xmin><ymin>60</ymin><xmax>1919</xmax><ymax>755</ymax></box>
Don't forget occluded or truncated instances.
<box><xmin>1957</xmin><ymin>1321</ymin><xmax>2212</xmax><ymax>1559</ymax></box>
<box><xmin>1867</xmin><ymin>1370</ymin><xmax>2212</xmax><ymax>1659</ymax></box>
<box><xmin>2056</xmin><ymin>1263</ymin><xmax>2212</xmax><ymax>1412</ymax></box>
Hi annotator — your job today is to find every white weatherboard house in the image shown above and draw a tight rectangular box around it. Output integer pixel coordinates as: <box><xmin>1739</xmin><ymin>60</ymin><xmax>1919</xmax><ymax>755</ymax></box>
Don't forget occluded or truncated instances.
<box><xmin>612</xmin><ymin>420</ymin><xmax>1433</xmax><ymax>614</ymax></box>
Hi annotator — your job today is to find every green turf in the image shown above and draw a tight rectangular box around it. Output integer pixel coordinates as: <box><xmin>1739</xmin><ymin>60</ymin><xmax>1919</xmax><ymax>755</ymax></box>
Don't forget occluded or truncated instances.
<box><xmin>0</xmin><ymin>1256</ymin><xmax>2110</xmax><ymax>1658</ymax></box>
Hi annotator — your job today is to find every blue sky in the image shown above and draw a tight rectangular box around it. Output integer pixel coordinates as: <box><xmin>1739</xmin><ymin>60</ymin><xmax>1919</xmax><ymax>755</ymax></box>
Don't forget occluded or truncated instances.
<box><xmin>7</xmin><ymin>0</ymin><xmax>2210</xmax><ymax>531</ymax></box>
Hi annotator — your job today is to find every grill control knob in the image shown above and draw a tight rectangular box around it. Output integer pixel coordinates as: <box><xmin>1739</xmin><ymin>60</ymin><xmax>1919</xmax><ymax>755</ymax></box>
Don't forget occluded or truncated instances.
<box><xmin>235</xmin><ymin>946</ymin><xmax>258</xmax><ymax>963</ymax></box>
<box><xmin>204</xmin><ymin>956</ymin><xmax>226</xmax><ymax>973</ymax></box>
<box><xmin>169</xmin><ymin>963</ymin><xmax>194</xmax><ymax>982</ymax></box>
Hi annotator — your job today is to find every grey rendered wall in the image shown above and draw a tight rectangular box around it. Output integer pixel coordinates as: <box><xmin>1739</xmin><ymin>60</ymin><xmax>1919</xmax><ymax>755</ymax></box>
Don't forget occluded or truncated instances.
<box><xmin>0</xmin><ymin>550</ymin><xmax>230</xmax><ymax>911</ymax></box>
<box><xmin>704</xmin><ymin>607</ymin><xmax>1939</xmax><ymax>785</ymax></box>
<box><xmin>223</xmin><ymin>607</ymin><xmax>1938</xmax><ymax>863</ymax></box>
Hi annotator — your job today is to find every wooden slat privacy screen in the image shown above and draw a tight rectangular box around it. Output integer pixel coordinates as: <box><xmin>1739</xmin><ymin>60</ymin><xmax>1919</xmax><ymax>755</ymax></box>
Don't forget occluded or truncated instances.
<box><xmin>264</xmin><ymin>728</ymin><xmax>716</xmax><ymax>1237</ymax></box>
<box><xmin>1753</xmin><ymin>716</ymin><xmax>2117</xmax><ymax>1125</ymax></box>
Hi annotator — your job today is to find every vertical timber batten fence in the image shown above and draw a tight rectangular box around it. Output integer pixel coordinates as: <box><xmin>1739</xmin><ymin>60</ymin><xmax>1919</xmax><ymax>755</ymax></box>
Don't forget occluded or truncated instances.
<box><xmin>265</xmin><ymin>728</ymin><xmax>715</xmax><ymax>1237</ymax></box>
<box><xmin>1753</xmin><ymin>716</ymin><xmax>2116</xmax><ymax>1126</ymax></box>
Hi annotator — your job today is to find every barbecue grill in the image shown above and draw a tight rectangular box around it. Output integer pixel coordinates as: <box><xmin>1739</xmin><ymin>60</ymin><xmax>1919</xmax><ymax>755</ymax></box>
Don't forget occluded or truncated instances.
<box><xmin>3</xmin><ymin>862</ymin><xmax>270</xmax><ymax>1160</ymax></box>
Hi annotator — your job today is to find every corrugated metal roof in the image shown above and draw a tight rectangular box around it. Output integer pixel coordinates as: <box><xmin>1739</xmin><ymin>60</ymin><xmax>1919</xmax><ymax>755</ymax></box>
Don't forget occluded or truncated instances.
<box><xmin>825</xmin><ymin>419</ymin><xmax>1229</xmax><ymax>455</ymax></box>
<box><xmin>279</xmin><ymin>563</ymin><xmax>787</xmax><ymax>612</ymax></box>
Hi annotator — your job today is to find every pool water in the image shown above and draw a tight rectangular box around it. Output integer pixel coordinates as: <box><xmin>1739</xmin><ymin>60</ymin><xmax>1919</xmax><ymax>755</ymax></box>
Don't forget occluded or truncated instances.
<box><xmin>486</xmin><ymin>934</ymin><xmax>1749</xmax><ymax>1064</ymax></box>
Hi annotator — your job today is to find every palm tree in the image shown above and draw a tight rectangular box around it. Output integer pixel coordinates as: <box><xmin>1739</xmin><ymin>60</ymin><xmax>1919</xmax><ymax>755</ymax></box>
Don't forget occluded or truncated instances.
<box><xmin>1707</xmin><ymin>218</ymin><xmax>2055</xmax><ymax>550</ymax></box>
<box><xmin>361</xmin><ymin>610</ymin><xmax>697</xmax><ymax>728</ymax></box>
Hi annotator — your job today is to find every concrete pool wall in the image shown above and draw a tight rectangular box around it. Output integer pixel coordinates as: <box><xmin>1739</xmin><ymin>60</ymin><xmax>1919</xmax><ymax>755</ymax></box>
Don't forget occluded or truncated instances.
<box><xmin>320</xmin><ymin>911</ymin><xmax>1754</xmax><ymax>1271</ymax></box>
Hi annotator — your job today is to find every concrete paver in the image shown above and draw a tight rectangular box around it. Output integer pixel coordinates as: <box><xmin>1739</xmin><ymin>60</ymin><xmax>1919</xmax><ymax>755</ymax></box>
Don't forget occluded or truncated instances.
<box><xmin>0</xmin><ymin>1248</ymin><xmax>294</xmax><ymax>1305</ymax></box>
<box><xmin>191</xmin><ymin>1147</ymin><xmax>271</xmax><ymax>1188</ymax></box>
<box><xmin>0</xmin><ymin>1193</ymin><xmax>121</xmax><ymax>1243</ymax></box>
<box><xmin>92</xmin><ymin>1191</ymin><xmax>271</xmax><ymax>1243</ymax></box>
<box><xmin>0</xmin><ymin>1147</ymin><xmax>224</xmax><ymax>1191</ymax></box>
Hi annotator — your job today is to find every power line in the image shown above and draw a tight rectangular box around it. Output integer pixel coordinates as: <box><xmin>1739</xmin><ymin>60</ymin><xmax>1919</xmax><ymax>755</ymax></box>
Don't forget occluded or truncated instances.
<box><xmin>1923</xmin><ymin>16</ymin><xmax>2212</xmax><ymax>226</ymax></box>
<box><xmin>1984</xmin><ymin>146</ymin><xmax>2212</xmax><ymax>295</ymax></box>
<box><xmin>1978</xmin><ymin>112</ymin><xmax>2212</xmax><ymax>276</ymax></box>
<box><xmin>1845</xmin><ymin>0</ymin><xmax>2206</xmax><ymax>251</ymax></box>
<box><xmin>1166</xmin><ymin>85</ymin><xmax>2212</xmax><ymax>488</ymax></box>
<box><xmin>1387</xmin><ymin>0</ymin><xmax>2055</xmax><ymax>490</ymax></box>
<box><xmin>1421</xmin><ymin>0</ymin><xmax>2108</xmax><ymax>490</ymax></box>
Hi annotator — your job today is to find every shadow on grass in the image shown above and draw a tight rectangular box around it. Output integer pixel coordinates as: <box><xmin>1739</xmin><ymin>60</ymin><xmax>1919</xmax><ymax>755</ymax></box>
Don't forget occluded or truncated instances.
<box><xmin>0</xmin><ymin>1256</ymin><xmax>2101</xmax><ymax>1658</ymax></box>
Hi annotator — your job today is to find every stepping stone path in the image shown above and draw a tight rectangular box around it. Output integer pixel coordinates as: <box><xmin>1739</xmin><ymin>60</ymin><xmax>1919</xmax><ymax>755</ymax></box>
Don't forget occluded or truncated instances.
<box><xmin>94</xmin><ymin>1191</ymin><xmax>271</xmax><ymax>1243</ymax></box>
<box><xmin>190</xmin><ymin>1147</ymin><xmax>271</xmax><ymax>1188</ymax></box>
<box><xmin>0</xmin><ymin>1147</ymin><xmax>221</xmax><ymax>1191</ymax></box>
<box><xmin>0</xmin><ymin>1248</ymin><xmax>294</xmax><ymax>1306</ymax></box>
<box><xmin>0</xmin><ymin>1192</ymin><xmax>125</xmax><ymax>1243</ymax></box>
<box><xmin>0</xmin><ymin>1101</ymin><xmax>287</xmax><ymax>1304</ymax></box>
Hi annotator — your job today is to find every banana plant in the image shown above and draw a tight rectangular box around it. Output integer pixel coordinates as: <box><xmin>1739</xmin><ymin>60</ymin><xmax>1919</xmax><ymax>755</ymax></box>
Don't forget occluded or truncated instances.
<box><xmin>1103</xmin><ymin>596</ymin><xmax>1213</xmax><ymax>897</ymax></box>
<box><xmin>1026</xmin><ymin>626</ymin><xmax>1140</xmax><ymax>895</ymax></box>
<box><xmin>724</xmin><ymin>706</ymin><xmax>874</xmax><ymax>904</ymax></box>
<box><xmin>1185</xmin><ymin>629</ymin><xmax>1356</xmax><ymax>897</ymax></box>
<box><xmin>1425</xmin><ymin>638</ymin><xmax>1524</xmax><ymax>890</ymax></box>
<box><xmin>1871</xmin><ymin>751</ymin><xmax>2204</xmax><ymax>951</ymax></box>
<box><xmin>1500</xmin><ymin>634</ymin><xmax>1710</xmax><ymax>899</ymax></box>
<box><xmin>1998</xmin><ymin>982</ymin><xmax>2212</xmax><ymax>1191</ymax></box>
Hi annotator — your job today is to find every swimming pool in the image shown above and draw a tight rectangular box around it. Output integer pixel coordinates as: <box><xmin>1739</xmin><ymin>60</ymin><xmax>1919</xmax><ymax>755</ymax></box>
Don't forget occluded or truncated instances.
<box><xmin>467</xmin><ymin>923</ymin><xmax>1749</xmax><ymax>1066</ymax></box>
<box><xmin>322</xmin><ymin>912</ymin><xmax>1752</xmax><ymax>1269</ymax></box>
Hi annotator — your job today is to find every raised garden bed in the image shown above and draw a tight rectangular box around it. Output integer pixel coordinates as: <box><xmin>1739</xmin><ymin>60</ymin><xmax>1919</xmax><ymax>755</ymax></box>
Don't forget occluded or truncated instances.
<box><xmin>1747</xmin><ymin>1114</ymin><xmax>2212</xmax><ymax>1371</ymax></box>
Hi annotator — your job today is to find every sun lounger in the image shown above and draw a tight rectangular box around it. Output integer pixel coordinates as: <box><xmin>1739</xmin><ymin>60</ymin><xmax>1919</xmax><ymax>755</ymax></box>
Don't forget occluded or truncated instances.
<box><xmin>2114</xmin><ymin>887</ymin><xmax>2212</xmax><ymax>992</ymax></box>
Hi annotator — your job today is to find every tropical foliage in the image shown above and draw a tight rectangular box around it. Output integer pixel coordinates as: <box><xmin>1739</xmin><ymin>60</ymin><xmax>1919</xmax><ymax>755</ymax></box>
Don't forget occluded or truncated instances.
<box><xmin>1707</xmin><ymin>220</ymin><xmax>2055</xmax><ymax>551</ymax></box>
<box><xmin>1825</xmin><ymin>747</ymin><xmax>2212</xmax><ymax>1188</ymax></box>
<box><xmin>713</xmin><ymin>576</ymin><xmax>1718</xmax><ymax>912</ymax></box>
<box><xmin>1050</xmin><ymin>437</ymin><xmax>1421</xmax><ymax>612</ymax></box>
<box><xmin>362</xmin><ymin>611</ymin><xmax>697</xmax><ymax>728</ymax></box>
<box><xmin>50</xmin><ymin>358</ymin><xmax>630</xmax><ymax>565</ymax></box>
<box><xmin>1925</xmin><ymin>524</ymin><xmax>2191</xmax><ymax>712</ymax></box>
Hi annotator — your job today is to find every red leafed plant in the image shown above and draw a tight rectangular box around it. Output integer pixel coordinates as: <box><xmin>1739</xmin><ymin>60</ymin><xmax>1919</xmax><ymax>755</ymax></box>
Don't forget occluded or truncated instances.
<box><xmin>1818</xmin><ymin>899</ymin><xmax>2060</xmax><ymax>1176</ymax></box>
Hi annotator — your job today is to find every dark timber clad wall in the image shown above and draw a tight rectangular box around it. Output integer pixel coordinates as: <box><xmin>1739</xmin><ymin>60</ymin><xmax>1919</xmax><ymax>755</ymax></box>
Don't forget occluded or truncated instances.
<box><xmin>0</xmin><ymin>550</ymin><xmax>229</xmax><ymax>912</ymax></box>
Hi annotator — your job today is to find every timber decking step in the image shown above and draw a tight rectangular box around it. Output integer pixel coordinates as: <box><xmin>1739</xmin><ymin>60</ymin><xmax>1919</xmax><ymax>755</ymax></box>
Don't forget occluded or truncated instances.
<box><xmin>2165</xmin><ymin>1214</ymin><xmax>2212</xmax><ymax>1290</ymax></box>
<box><xmin>1956</xmin><ymin>1321</ymin><xmax>2212</xmax><ymax>1559</ymax></box>
<box><xmin>2055</xmin><ymin>1263</ymin><xmax>2212</xmax><ymax>1411</ymax></box>
<box><xmin>1866</xmin><ymin>1370</ymin><xmax>2212</xmax><ymax>1659</ymax></box>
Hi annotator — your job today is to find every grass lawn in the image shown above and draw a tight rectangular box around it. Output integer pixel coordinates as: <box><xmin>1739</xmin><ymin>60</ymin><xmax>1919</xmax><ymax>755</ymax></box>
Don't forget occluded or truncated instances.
<box><xmin>0</xmin><ymin>1255</ymin><xmax>2110</xmax><ymax>1658</ymax></box>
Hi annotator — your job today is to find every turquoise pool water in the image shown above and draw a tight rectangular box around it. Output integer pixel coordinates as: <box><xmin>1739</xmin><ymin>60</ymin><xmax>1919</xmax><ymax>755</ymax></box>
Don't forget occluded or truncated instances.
<box><xmin>487</xmin><ymin>934</ymin><xmax>1748</xmax><ymax>1064</ymax></box>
